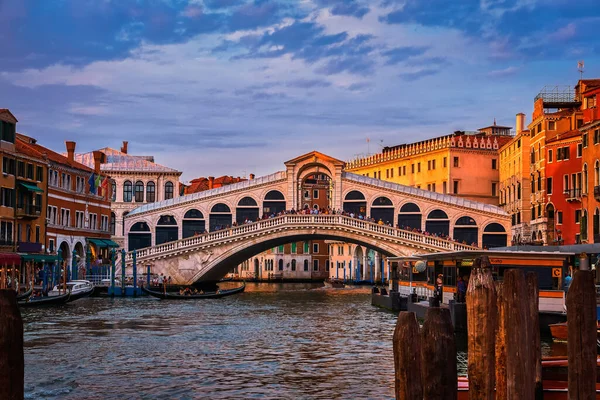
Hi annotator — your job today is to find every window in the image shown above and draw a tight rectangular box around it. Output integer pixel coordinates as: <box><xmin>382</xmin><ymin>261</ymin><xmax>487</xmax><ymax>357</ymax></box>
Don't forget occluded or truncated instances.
<box><xmin>110</xmin><ymin>180</ymin><xmax>117</xmax><ymax>201</ymax></box>
<box><xmin>547</xmin><ymin>177</ymin><xmax>553</xmax><ymax>195</ymax></box>
<box><xmin>403</xmin><ymin>166</ymin><xmax>406</xmax><ymax>175</ymax></box>
<box><xmin>443</xmin><ymin>157</ymin><xmax>447</xmax><ymax>168</ymax></box>
<box><xmin>577</xmin><ymin>143</ymin><xmax>582</xmax><ymax>158</ymax></box>
<box><xmin>313</xmin><ymin>259</ymin><xmax>319</xmax><ymax>271</ymax></box>
<box><xmin>583</xmin><ymin>133</ymin><xmax>588</xmax><ymax>148</ymax></box>
<box><xmin>0</xmin><ymin>221</ymin><xmax>12</xmax><ymax>244</ymax></box>
<box><xmin>17</xmin><ymin>161</ymin><xmax>24</xmax><ymax>177</ymax></box>
<box><xmin>278</xmin><ymin>259</ymin><xmax>283</xmax><ymax>271</ymax></box>
<box><xmin>123</xmin><ymin>181</ymin><xmax>133</xmax><ymax>202</ymax></box>
<box><xmin>325</xmin><ymin>260</ymin><xmax>330</xmax><ymax>271</ymax></box>
<box><xmin>390</xmin><ymin>168</ymin><xmax>394</xmax><ymax>178</ymax></box>
<box><xmin>548</xmin><ymin>121</ymin><xmax>556</xmax><ymax>130</ymax></box>
<box><xmin>165</xmin><ymin>181</ymin><xmax>174</xmax><ymax>200</ymax></box>
<box><xmin>491</xmin><ymin>183</ymin><xmax>497</xmax><ymax>197</ymax></box>
<box><xmin>291</xmin><ymin>242</ymin><xmax>297</xmax><ymax>253</ymax></box>
<box><xmin>278</xmin><ymin>245</ymin><xmax>284</xmax><ymax>253</ymax></box>
<box><xmin>453</xmin><ymin>180</ymin><xmax>459</xmax><ymax>194</ymax></box>
<box><xmin>291</xmin><ymin>259</ymin><xmax>296</xmax><ymax>271</ymax></box>
<box><xmin>313</xmin><ymin>243</ymin><xmax>319</xmax><ymax>253</ymax></box>
<box><xmin>557</xmin><ymin>211</ymin><xmax>563</xmax><ymax>224</ymax></box>
<box><xmin>2</xmin><ymin>157</ymin><xmax>15</xmax><ymax>175</ymax></box>
<box><xmin>453</xmin><ymin>157</ymin><xmax>459</xmax><ymax>167</ymax></box>
<box><xmin>595</xmin><ymin>129</ymin><xmax>600</xmax><ymax>145</ymax></box>
<box><xmin>530</xmin><ymin>150</ymin><xmax>535</xmax><ymax>164</ymax></box>
<box><xmin>563</xmin><ymin>175</ymin><xmax>569</xmax><ymax>192</ymax></box>
<box><xmin>313</xmin><ymin>189</ymin><xmax>319</xmax><ymax>199</ymax></box>
<box><xmin>101</xmin><ymin>215</ymin><xmax>109</xmax><ymax>231</ymax></box>
<box><xmin>1</xmin><ymin>188</ymin><xmax>14</xmax><ymax>208</ymax></box>
<box><xmin>411</xmin><ymin>164</ymin><xmax>415</xmax><ymax>173</ymax></box>
<box><xmin>492</xmin><ymin>159</ymin><xmax>497</xmax><ymax>169</ymax></box>
<box><xmin>0</xmin><ymin>121</ymin><xmax>16</xmax><ymax>143</ymax></box>
<box><xmin>417</xmin><ymin>163</ymin><xmax>421</xmax><ymax>173</ymax></box>
<box><xmin>110</xmin><ymin>213</ymin><xmax>116</xmax><ymax>235</ymax></box>
<box><xmin>48</xmin><ymin>239</ymin><xmax>54</xmax><ymax>253</ymax></box>
<box><xmin>548</xmin><ymin>149</ymin><xmax>553</xmax><ymax>163</ymax></box>
<box><xmin>427</xmin><ymin>160</ymin><xmax>431</xmax><ymax>170</ymax></box>
<box><xmin>26</xmin><ymin>163</ymin><xmax>33</xmax><ymax>179</ymax></box>
<box><xmin>35</xmin><ymin>226</ymin><xmax>40</xmax><ymax>243</ymax></box>
<box><xmin>575</xmin><ymin>210</ymin><xmax>582</xmax><ymax>224</ymax></box>
<box><xmin>134</xmin><ymin>181</ymin><xmax>144</xmax><ymax>202</ymax></box>
<box><xmin>36</xmin><ymin>166</ymin><xmax>43</xmax><ymax>182</ymax></box>
<box><xmin>443</xmin><ymin>181</ymin><xmax>447</xmax><ymax>194</ymax></box>
<box><xmin>304</xmin><ymin>241</ymin><xmax>309</xmax><ymax>253</ymax></box>
<box><xmin>304</xmin><ymin>259</ymin><xmax>309</xmax><ymax>271</ymax></box>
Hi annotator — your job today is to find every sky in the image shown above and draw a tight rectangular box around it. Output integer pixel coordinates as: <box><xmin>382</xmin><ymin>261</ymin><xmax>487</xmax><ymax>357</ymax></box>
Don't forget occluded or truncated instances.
<box><xmin>1</xmin><ymin>0</ymin><xmax>600</xmax><ymax>182</ymax></box>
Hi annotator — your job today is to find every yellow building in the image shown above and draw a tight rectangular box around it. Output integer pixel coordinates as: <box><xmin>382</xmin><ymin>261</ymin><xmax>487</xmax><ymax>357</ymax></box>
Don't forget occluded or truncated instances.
<box><xmin>499</xmin><ymin>113</ymin><xmax>532</xmax><ymax>244</ymax></box>
<box><xmin>345</xmin><ymin>124</ymin><xmax>513</xmax><ymax>205</ymax></box>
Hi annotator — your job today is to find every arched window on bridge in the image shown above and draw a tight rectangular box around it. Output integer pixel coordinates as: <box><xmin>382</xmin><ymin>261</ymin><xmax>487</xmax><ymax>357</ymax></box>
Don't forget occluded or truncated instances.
<box><xmin>209</xmin><ymin>203</ymin><xmax>232</xmax><ymax>232</ymax></box>
<box><xmin>397</xmin><ymin>202</ymin><xmax>422</xmax><ymax>230</ymax></box>
<box><xmin>155</xmin><ymin>215</ymin><xmax>178</xmax><ymax>245</ymax></box>
<box><xmin>182</xmin><ymin>209</ymin><xmax>205</xmax><ymax>238</ymax></box>
<box><xmin>263</xmin><ymin>190</ymin><xmax>286</xmax><ymax>216</ymax></box>
<box><xmin>278</xmin><ymin>259</ymin><xmax>284</xmax><ymax>271</ymax></box>
<box><xmin>343</xmin><ymin>190</ymin><xmax>366</xmax><ymax>216</ymax></box>
<box><xmin>482</xmin><ymin>223</ymin><xmax>507</xmax><ymax>248</ymax></box>
<box><xmin>128</xmin><ymin>221</ymin><xmax>151</xmax><ymax>251</ymax></box>
<box><xmin>453</xmin><ymin>216</ymin><xmax>478</xmax><ymax>246</ymax></box>
<box><xmin>425</xmin><ymin>209</ymin><xmax>449</xmax><ymax>237</ymax></box>
<box><xmin>236</xmin><ymin>197</ymin><xmax>259</xmax><ymax>224</ymax></box>
<box><xmin>371</xmin><ymin>196</ymin><xmax>394</xmax><ymax>225</ymax></box>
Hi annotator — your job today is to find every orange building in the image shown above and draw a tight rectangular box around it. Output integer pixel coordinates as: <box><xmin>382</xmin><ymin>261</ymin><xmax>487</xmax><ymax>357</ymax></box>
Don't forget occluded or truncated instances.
<box><xmin>16</xmin><ymin>135</ymin><xmax>114</xmax><ymax>278</ymax></box>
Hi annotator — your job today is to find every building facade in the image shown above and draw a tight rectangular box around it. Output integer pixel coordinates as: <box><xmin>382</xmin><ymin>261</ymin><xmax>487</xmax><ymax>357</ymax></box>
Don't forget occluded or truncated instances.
<box><xmin>345</xmin><ymin>125</ymin><xmax>513</xmax><ymax>206</ymax></box>
<box><xmin>499</xmin><ymin>113</ymin><xmax>532</xmax><ymax>245</ymax></box>
<box><xmin>74</xmin><ymin>141</ymin><xmax>183</xmax><ymax>249</ymax></box>
<box><xmin>0</xmin><ymin>109</ymin><xmax>19</xmax><ymax>255</ymax></box>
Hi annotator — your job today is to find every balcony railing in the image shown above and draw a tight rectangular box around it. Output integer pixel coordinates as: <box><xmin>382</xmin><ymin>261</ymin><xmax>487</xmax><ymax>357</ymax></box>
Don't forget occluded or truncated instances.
<box><xmin>564</xmin><ymin>188</ymin><xmax>582</xmax><ymax>202</ymax></box>
<box><xmin>16</xmin><ymin>203</ymin><xmax>42</xmax><ymax>218</ymax></box>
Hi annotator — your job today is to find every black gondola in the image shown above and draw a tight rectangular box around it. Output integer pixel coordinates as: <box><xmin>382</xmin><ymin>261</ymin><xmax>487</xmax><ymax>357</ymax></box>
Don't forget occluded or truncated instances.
<box><xmin>18</xmin><ymin>292</ymin><xmax>71</xmax><ymax>307</ymax></box>
<box><xmin>142</xmin><ymin>283</ymin><xmax>245</xmax><ymax>300</ymax></box>
<box><xmin>16</xmin><ymin>287</ymin><xmax>33</xmax><ymax>301</ymax></box>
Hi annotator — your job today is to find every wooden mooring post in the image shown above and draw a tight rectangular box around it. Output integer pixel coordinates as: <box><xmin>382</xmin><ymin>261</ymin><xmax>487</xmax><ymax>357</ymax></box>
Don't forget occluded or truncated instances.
<box><xmin>566</xmin><ymin>270</ymin><xmax>597</xmax><ymax>400</ymax></box>
<box><xmin>393</xmin><ymin>311</ymin><xmax>422</xmax><ymax>400</ymax></box>
<box><xmin>466</xmin><ymin>256</ymin><xmax>496</xmax><ymax>400</ymax></box>
<box><xmin>495</xmin><ymin>282</ymin><xmax>507</xmax><ymax>400</ymax></box>
<box><xmin>526</xmin><ymin>272</ymin><xmax>542</xmax><ymax>400</ymax></box>
<box><xmin>0</xmin><ymin>290</ymin><xmax>24</xmax><ymax>400</ymax></box>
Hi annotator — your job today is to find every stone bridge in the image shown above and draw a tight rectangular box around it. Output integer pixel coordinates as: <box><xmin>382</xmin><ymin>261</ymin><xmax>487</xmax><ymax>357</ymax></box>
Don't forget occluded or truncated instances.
<box><xmin>121</xmin><ymin>151</ymin><xmax>510</xmax><ymax>283</ymax></box>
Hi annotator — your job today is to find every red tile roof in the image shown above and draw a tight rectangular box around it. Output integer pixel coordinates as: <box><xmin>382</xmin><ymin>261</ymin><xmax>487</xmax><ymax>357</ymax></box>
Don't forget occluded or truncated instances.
<box><xmin>184</xmin><ymin>176</ymin><xmax>247</xmax><ymax>195</ymax></box>
<box><xmin>16</xmin><ymin>134</ymin><xmax>93</xmax><ymax>172</ymax></box>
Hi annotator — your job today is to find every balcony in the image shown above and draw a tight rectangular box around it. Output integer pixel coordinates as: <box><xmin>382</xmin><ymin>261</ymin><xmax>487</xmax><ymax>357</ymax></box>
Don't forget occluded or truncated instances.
<box><xmin>564</xmin><ymin>188</ymin><xmax>582</xmax><ymax>202</ymax></box>
<box><xmin>16</xmin><ymin>203</ymin><xmax>42</xmax><ymax>219</ymax></box>
<box><xmin>17</xmin><ymin>241</ymin><xmax>42</xmax><ymax>253</ymax></box>
<box><xmin>594</xmin><ymin>186</ymin><xmax>600</xmax><ymax>201</ymax></box>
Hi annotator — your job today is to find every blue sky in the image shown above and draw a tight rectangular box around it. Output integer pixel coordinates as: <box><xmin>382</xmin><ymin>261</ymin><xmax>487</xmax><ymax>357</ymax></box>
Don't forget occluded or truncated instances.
<box><xmin>1</xmin><ymin>0</ymin><xmax>599</xmax><ymax>182</ymax></box>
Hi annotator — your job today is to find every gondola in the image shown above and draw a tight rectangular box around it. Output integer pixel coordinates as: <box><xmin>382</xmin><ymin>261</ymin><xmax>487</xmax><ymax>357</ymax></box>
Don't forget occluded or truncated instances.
<box><xmin>142</xmin><ymin>283</ymin><xmax>245</xmax><ymax>300</ymax></box>
<box><xmin>18</xmin><ymin>292</ymin><xmax>71</xmax><ymax>307</ymax></box>
<box><xmin>16</xmin><ymin>287</ymin><xmax>33</xmax><ymax>301</ymax></box>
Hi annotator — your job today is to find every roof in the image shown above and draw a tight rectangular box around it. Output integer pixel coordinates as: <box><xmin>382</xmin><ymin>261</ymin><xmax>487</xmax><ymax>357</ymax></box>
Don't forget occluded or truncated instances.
<box><xmin>342</xmin><ymin>172</ymin><xmax>508</xmax><ymax>216</ymax></box>
<box><xmin>577</xmin><ymin>79</ymin><xmax>600</xmax><ymax>89</ymax></box>
<box><xmin>0</xmin><ymin>108</ymin><xmax>18</xmax><ymax>123</ymax></box>
<box><xmin>389</xmin><ymin>249</ymin><xmax>575</xmax><ymax>261</ymax></box>
<box><xmin>73</xmin><ymin>148</ymin><xmax>181</xmax><ymax>174</ymax></box>
<box><xmin>15</xmin><ymin>134</ymin><xmax>93</xmax><ymax>172</ymax></box>
<box><xmin>184</xmin><ymin>175</ymin><xmax>247</xmax><ymax>195</ymax></box>
<box><xmin>284</xmin><ymin>151</ymin><xmax>345</xmax><ymax>166</ymax></box>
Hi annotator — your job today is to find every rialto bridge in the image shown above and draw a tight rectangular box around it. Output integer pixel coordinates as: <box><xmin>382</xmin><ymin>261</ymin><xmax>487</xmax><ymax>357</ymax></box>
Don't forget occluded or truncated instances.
<box><xmin>120</xmin><ymin>152</ymin><xmax>510</xmax><ymax>283</ymax></box>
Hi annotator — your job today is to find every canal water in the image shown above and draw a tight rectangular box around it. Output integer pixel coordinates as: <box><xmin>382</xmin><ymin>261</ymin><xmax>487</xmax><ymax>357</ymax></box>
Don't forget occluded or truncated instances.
<box><xmin>22</xmin><ymin>283</ymin><xmax>562</xmax><ymax>399</ymax></box>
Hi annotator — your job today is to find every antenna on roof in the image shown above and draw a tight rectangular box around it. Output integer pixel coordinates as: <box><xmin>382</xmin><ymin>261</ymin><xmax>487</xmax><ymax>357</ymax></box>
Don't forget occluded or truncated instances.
<box><xmin>578</xmin><ymin>60</ymin><xmax>585</xmax><ymax>80</ymax></box>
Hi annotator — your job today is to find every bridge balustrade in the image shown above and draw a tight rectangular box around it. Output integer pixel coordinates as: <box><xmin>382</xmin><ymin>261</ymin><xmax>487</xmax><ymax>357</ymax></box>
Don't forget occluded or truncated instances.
<box><xmin>123</xmin><ymin>214</ymin><xmax>478</xmax><ymax>265</ymax></box>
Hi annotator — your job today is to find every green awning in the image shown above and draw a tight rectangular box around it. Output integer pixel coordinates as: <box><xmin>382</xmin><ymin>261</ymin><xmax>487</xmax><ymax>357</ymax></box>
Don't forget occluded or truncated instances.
<box><xmin>88</xmin><ymin>238</ymin><xmax>120</xmax><ymax>248</ymax></box>
<box><xmin>19</xmin><ymin>182</ymin><xmax>44</xmax><ymax>193</ymax></box>
<box><xmin>20</xmin><ymin>254</ymin><xmax>59</xmax><ymax>263</ymax></box>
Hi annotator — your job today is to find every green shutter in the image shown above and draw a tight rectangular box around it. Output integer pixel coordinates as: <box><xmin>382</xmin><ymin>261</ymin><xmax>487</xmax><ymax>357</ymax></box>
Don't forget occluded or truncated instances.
<box><xmin>291</xmin><ymin>243</ymin><xmax>296</xmax><ymax>253</ymax></box>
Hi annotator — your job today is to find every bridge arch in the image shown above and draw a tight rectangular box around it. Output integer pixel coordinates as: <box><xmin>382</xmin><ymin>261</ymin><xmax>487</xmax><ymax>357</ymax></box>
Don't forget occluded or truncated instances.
<box><xmin>453</xmin><ymin>216</ymin><xmax>478</xmax><ymax>246</ymax></box>
<box><xmin>425</xmin><ymin>209</ymin><xmax>449</xmax><ymax>236</ymax></box>
<box><xmin>209</xmin><ymin>202</ymin><xmax>232</xmax><ymax>231</ymax></box>
<box><xmin>343</xmin><ymin>190</ymin><xmax>366</xmax><ymax>216</ymax></box>
<box><xmin>371</xmin><ymin>196</ymin><xmax>394</xmax><ymax>224</ymax></box>
<box><xmin>182</xmin><ymin>209</ymin><xmax>205</xmax><ymax>238</ymax></box>
<box><xmin>397</xmin><ymin>202</ymin><xmax>422</xmax><ymax>230</ymax></box>
<box><xmin>297</xmin><ymin>163</ymin><xmax>333</xmax><ymax>184</ymax></box>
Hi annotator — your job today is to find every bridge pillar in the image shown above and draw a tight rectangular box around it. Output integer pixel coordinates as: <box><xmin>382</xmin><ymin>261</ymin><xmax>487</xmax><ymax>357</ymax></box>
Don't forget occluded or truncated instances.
<box><xmin>363</xmin><ymin>253</ymin><xmax>369</xmax><ymax>282</ymax></box>
<box><xmin>374</xmin><ymin>253</ymin><xmax>381</xmax><ymax>283</ymax></box>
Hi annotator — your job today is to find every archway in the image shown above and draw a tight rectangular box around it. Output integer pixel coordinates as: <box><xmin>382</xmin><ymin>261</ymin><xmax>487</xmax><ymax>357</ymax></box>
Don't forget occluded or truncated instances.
<box><xmin>156</xmin><ymin>215</ymin><xmax>178</xmax><ymax>245</ymax></box>
<box><xmin>74</xmin><ymin>242</ymin><xmax>85</xmax><ymax>279</ymax></box>
<box><xmin>397</xmin><ymin>202</ymin><xmax>422</xmax><ymax>230</ymax></box>
<box><xmin>425</xmin><ymin>209</ymin><xmax>449</xmax><ymax>237</ymax></box>
<box><xmin>59</xmin><ymin>241</ymin><xmax>70</xmax><ymax>267</ymax></box>
<box><xmin>183</xmin><ymin>209</ymin><xmax>205</xmax><ymax>238</ymax></box>
<box><xmin>128</xmin><ymin>221</ymin><xmax>151</xmax><ymax>251</ymax></box>
<box><xmin>343</xmin><ymin>190</ymin><xmax>366</xmax><ymax>216</ymax></box>
<box><xmin>209</xmin><ymin>203</ymin><xmax>232</xmax><ymax>231</ymax></box>
<box><xmin>371</xmin><ymin>197</ymin><xmax>394</xmax><ymax>224</ymax></box>
<box><xmin>301</xmin><ymin>172</ymin><xmax>331</xmax><ymax>211</ymax></box>
<box><xmin>453</xmin><ymin>216</ymin><xmax>478</xmax><ymax>245</ymax></box>
<box><xmin>236</xmin><ymin>197</ymin><xmax>259</xmax><ymax>224</ymax></box>
<box><xmin>482</xmin><ymin>223</ymin><xmax>507</xmax><ymax>248</ymax></box>
<box><xmin>263</xmin><ymin>190</ymin><xmax>286</xmax><ymax>216</ymax></box>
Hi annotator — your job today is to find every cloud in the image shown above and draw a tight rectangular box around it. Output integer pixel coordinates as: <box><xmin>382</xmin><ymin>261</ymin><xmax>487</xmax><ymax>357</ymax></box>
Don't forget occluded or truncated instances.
<box><xmin>487</xmin><ymin>66</ymin><xmax>519</xmax><ymax>77</ymax></box>
<box><xmin>285</xmin><ymin>79</ymin><xmax>331</xmax><ymax>88</ymax></box>
<box><xmin>382</xmin><ymin>46</ymin><xmax>429</xmax><ymax>65</ymax></box>
<box><xmin>398</xmin><ymin>69</ymin><xmax>440</xmax><ymax>81</ymax></box>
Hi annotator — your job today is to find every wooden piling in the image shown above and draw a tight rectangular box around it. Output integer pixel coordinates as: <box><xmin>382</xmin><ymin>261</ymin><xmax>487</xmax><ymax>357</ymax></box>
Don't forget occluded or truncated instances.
<box><xmin>504</xmin><ymin>269</ymin><xmax>534</xmax><ymax>400</ymax></box>
<box><xmin>421</xmin><ymin>307</ymin><xmax>457</xmax><ymax>400</ymax></box>
<box><xmin>0</xmin><ymin>290</ymin><xmax>24</xmax><ymax>400</ymax></box>
<box><xmin>526</xmin><ymin>272</ymin><xmax>542</xmax><ymax>400</ymax></box>
<box><xmin>566</xmin><ymin>270</ymin><xmax>597</xmax><ymax>400</ymax></box>
<box><xmin>466</xmin><ymin>256</ymin><xmax>497</xmax><ymax>400</ymax></box>
<box><xmin>393</xmin><ymin>311</ymin><xmax>423</xmax><ymax>400</ymax></box>
<box><xmin>495</xmin><ymin>282</ymin><xmax>507</xmax><ymax>400</ymax></box>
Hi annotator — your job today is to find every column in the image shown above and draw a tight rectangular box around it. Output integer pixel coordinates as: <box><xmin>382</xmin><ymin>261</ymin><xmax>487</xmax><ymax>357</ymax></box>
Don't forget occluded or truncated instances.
<box><xmin>363</xmin><ymin>251</ymin><xmax>369</xmax><ymax>282</ymax></box>
<box><xmin>375</xmin><ymin>253</ymin><xmax>381</xmax><ymax>283</ymax></box>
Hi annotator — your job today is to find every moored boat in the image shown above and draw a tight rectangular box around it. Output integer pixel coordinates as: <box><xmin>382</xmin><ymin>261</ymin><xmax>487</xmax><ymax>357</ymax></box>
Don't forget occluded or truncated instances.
<box><xmin>48</xmin><ymin>280</ymin><xmax>94</xmax><ymax>303</ymax></box>
<box><xmin>142</xmin><ymin>283</ymin><xmax>245</xmax><ymax>300</ymax></box>
<box><xmin>324</xmin><ymin>278</ymin><xmax>345</xmax><ymax>289</ymax></box>
<box><xmin>18</xmin><ymin>292</ymin><xmax>71</xmax><ymax>307</ymax></box>
<box><xmin>16</xmin><ymin>287</ymin><xmax>33</xmax><ymax>301</ymax></box>
<box><xmin>550</xmin><ymin>321</ymin><xmax>600</xmax><ymax>343</ymax></box>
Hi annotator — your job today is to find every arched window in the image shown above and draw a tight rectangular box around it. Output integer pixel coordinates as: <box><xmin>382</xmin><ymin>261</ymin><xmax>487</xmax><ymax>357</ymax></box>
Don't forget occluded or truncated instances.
<box><xmin>304</xmin><ymin>259</ymin><xmax>309</xmax><ymax>271</ymax></box>
<box><xmin>110</xmin><ymin>212</ymin><xmax>116</xmax><ymax>235</ymax></box>
<box><xmin>123</xmin><ymin>181</ymin><xmax>132</xmax><ymax>202</ymax></box>
<box><xmin>165</xmin><ymin>181</ymin><xmax>174</xmax><ymax>200</ymax></box>
<box><xmin>278</xmin><ymin>259</ymin><xmax>284</xmax><ymax>271</ymax></box>
<box><xmin>291</xmin><ymin>259</ymin><xmax>296</xmax><ymax>271</ymax></box>
<box><xmin>583</xmin><ymin>164</ymin><xmax>588</xmax><ymax>194</ymax></box>
<box><xmin>595</xmin><ymin>160</ymin><xmax>600</xmax><ymax>186</ymax></box>
<box><xmin>111</xmin><ymin>180</ymin><xmax>116</xmax><ymax>201</ymax></box>
<box><xmin>146</xmin><ymin>181</ymin><xmax>156</xmax><ymax>203</ymax></box>
<box><xmin>135</xmin><ymin>181</ymin><xmax>144</xmax><ymax>202</ymax></box>
<box><xmin>400</xmin><ymin>203</ymin><xmax>420</xmax><ymax>213</ymax></box>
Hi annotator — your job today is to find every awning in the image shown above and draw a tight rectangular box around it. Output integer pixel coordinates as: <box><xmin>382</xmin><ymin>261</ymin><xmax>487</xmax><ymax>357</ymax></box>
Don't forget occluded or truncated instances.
<box><xmin>0</xmin><ymin>253</ymin><xmax>21</xmax><ymax>265</ymax></box>
<box><xmin>18</xmin><ymin>182</ymin><xmax>44</xmax><ymax>193</ymax></box>
<box><xmin>20</xmin><ymin>254</ymin><xmax>59</xmax><ymax>263</ymax></box>
<box><xmin>88</xmin><ymin>238</ymin><xmax>119</xmax><ymax>248</ymax></box>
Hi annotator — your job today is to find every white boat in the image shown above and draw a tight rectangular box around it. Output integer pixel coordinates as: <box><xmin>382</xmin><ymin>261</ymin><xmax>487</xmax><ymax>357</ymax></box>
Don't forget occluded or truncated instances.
<box><xmin>49</xmin><ymin>280</ymin><xmax>94</xmax><ymax>302</ymax></box>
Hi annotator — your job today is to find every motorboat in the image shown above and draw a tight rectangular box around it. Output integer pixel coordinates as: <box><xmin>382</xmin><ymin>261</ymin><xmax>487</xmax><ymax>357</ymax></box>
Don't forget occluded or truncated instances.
<box><xmin>48</xmin><ymin>280</ymin><xmax>94</xmax><ymax>302</ymax></box>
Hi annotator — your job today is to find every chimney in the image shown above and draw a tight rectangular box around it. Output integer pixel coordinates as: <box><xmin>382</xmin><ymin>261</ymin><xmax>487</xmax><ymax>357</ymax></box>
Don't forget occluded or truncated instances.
<box><xmin>516</xmin><ymin>113</ymin><xmax>525</xmax><ymax>134</ymax></box>
<box><xmin>208</xmin><ymin>176</ymin><xmax>215</xmax><ymax>189</ymax></box>
<box><xmin>121</xmin><ymin>141</ymin><xmax>128</xmax><ymax>154</ymax></box>
<box><xmin>65</xmin><ymin>141</ymin><xmax>76</xmax><ymax>161</ymax></box>
<box><xmin>249</xmin><ymin>173</ymin><xmax>255</xmax><ymax>180</ymax></box>
<box><xmin>92</xmin><ymin>151</ymin><xmax>103</xmax><ymax>174</ymax></box>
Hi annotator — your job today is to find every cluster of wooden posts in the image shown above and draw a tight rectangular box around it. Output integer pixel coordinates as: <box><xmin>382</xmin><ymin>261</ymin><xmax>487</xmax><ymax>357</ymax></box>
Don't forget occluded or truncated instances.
<box><xmin>393</xmin><ymin>255</ymin><xmax>598</xmax><ymax>399</ymax></box>
<box><xmin>0</xmin><ymin>263</ymin><xmax>33</xmax><ymax>291</ymax></box>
